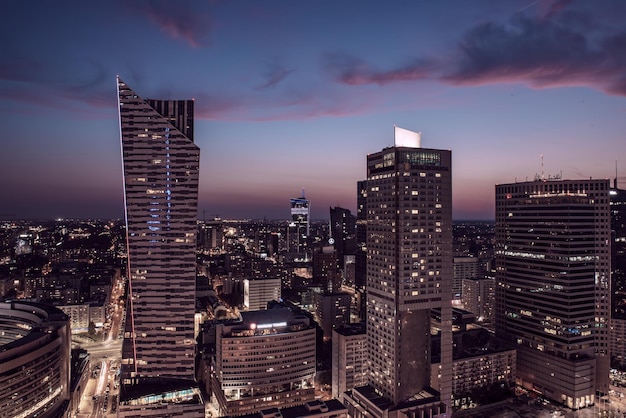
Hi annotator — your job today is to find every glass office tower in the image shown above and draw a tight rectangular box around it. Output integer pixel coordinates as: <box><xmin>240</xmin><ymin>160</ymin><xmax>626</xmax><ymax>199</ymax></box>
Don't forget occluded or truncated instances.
<box><xmin>495</xmin><ymin>179</ymin><xmax>611</xmax><ymax>409</ymax></box>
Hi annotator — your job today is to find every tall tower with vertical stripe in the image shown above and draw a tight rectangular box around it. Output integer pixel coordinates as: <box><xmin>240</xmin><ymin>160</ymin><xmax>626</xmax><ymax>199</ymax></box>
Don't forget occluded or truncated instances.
<box><xmin>117</xmin><ymin>77</ymin><xmax>199</xmax><ymax>383</ymax></box>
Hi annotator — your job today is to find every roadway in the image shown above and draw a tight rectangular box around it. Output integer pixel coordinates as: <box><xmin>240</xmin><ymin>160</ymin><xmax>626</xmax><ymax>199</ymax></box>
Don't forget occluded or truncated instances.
<box><xmin>74</xmin><ymin>273</ymin><xmax>125</xmax><ymax>418</ymax></box>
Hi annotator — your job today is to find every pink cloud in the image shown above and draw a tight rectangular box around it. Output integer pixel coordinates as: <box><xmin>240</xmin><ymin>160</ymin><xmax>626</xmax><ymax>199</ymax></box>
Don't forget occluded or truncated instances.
<box><xmin>193</xmin><ymin>86</ymin><xmax>381</xmax><ymax>122</ymax></box>
<box><xmin>0</xmin><ymin>84</ymin><xmax>114</xmax><ymax>118</ymax></box>
<box><xmin>131</xmin><ymin>1</ymin><xmax>213</xmax><ymax>48</ymax></box>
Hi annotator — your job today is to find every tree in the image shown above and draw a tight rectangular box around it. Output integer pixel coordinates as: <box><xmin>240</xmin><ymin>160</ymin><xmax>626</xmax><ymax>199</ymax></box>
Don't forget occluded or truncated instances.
<box><xmin>88</xmin><ymin>321</ymin><xmax>96</xmax><ymax>336</ymax></box>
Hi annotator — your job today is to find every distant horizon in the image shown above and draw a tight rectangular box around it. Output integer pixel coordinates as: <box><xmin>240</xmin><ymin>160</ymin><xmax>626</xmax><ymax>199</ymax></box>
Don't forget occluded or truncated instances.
<box><xmin>3</xmin><ymin>171</ymin><xmax>622</xmax><ymax>222</ymax></box>
<box><xmin>0</xmin><ymin>216</ymin><xmax>496</xmax><ymax>223</ymax></box>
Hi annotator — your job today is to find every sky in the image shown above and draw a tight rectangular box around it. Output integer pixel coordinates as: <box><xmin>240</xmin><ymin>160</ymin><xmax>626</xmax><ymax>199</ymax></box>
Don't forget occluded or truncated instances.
<box><xmin>2</xmin><ymin>0</ymin><xmax>626</xmax><ymax>221</ymax></box>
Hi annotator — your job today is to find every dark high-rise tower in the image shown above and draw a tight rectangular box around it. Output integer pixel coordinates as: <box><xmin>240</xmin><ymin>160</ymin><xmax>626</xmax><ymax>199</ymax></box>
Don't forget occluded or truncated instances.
<box><xmin>355</xmin><ymin>181</ymin><xmax>367</xmax><ymax>288</ymax></box>
<box><xmin>329</xmin><ymin>206</ymin><xmax>356</xmax><ymax>272</ymax></box>
<box><xmin>117</xmin><ymin>77</ymin><xmax>204</xmax><ymax>416</ymax></box>
<box><xmin>354</xmin><ymin>181</ymin><xmax>368</xmax><ymax>320</ymax></box>
<box><xmin>495</xmin><ymin>179</ymin><xmax>611</xmax><ymax>409</ymax></box>
<box><xmin>345</xmin><ymin>127</ymin><xmax>453</xmax><ymax>417</ymax></box>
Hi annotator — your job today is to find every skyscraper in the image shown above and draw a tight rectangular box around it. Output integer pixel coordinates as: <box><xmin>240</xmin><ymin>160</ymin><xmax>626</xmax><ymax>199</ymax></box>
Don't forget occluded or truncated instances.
<box><xmin>313</xmin><ymin>245</ymin><xmax>340</xmax><ymax>292</ymax></box>
<box><xmin>289</xmin><ymin>191</ymin><xmax>310</xmax><ymax>258</ymax></box>
<box><xmin>345</xmin><ymin>127</ymin><xmax>453</xmax><ymax>417</ymax></box>
<box><xmin>495</xmin><ymin>178</ymin><xmax>611</xmax><ymax>409</ymax></box>
<box><xmin>329</xmin><ymin>206</ymin><xmax>357</xmax><ymax>272</ymax></box>
<box><xmin>117</xmin><ymin>77</ymin><xmax>203</xmax><ymax>416</ymax></box>
<box><xmin>354</xmin><ymin>181</ymin><xmax>368</xmax><ymax>321</ymax></box>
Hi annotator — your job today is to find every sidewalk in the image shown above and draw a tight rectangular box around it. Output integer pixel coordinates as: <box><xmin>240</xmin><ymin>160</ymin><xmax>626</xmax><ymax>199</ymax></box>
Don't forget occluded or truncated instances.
<box><xmin>75</xmin><ymin>377</ymin><xmax>97</xmax><ymax>418</ymax></box>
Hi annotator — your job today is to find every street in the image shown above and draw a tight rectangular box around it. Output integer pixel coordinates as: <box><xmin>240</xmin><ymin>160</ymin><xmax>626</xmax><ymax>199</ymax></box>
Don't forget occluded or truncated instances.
<box><xmin>73</xmin><ymin>272</ymin><xmax>125</xmax><ymax>418</ymax></box>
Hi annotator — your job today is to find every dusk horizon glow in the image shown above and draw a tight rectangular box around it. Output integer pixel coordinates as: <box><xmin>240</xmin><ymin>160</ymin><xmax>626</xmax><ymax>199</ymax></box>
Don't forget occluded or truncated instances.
<box><xmin>2</xmin><ymin>0</ymin><xmax>626</xmax><ymax>221</ymax></box>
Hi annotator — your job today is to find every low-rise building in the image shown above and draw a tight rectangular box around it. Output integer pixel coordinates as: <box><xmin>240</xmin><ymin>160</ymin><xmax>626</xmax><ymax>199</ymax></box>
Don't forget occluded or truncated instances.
<box><xmin>332</xmin><ymin>323</ymin><xmax>367</xmax><ymax>402</ymax></box>
<box><xmin>243</xmin><ymin>277</ymin><xmax>281</xmax><ymax>311</ymax></box>
<box><xmin>208</xmin><ymin>305</ymin><xmax>317</xmax><ymax>416</ymax></box>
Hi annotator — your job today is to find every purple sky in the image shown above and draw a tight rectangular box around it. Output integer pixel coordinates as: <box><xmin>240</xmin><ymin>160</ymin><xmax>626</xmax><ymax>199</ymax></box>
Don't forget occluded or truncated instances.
<box><xmin>2</xmin><ymin>0</ymin><xmax>626</xmax><ymax>220</ymax></box>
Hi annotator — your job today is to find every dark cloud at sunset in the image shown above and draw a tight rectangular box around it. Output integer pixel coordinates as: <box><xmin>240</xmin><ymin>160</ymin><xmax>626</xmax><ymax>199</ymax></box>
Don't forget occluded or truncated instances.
<box><xmin>256</xmin><ymin>60</ymin><xmax>296</xmax><ymax>90</ymax></box>
<box><xmin>323</xmin><ymin>53</ymin><xmax>434</xmax><ymax>86</ymax></box>
<box><xmin>446</xmin><ymin>12</ymin><xmax>626</xmax><ymax>95</ymax></box>
<box><xmin>324</xmin><ymin>1</ymin><xmax>626</xmax><ymax>98</ymax></box>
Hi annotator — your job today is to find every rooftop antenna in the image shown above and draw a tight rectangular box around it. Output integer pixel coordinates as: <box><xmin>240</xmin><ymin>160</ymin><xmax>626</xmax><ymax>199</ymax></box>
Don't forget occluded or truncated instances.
<box><xmin>616</xmin><ymin>160</ymin><xmax>619</xmax><ymax>189</ymax></box>
<box><xmin>541</xmin><ymin>154</ymin><xmax>544</xmax><ymax>181</ymax></box>
<box><xmin>301</xmin><ymin>188</ymin><xmax>305</xmax><ymax>199</ymax></box>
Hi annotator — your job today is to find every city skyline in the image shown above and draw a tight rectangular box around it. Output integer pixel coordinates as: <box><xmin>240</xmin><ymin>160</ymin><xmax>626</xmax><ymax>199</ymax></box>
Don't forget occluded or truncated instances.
<box><xmin>2</xmin><ymin>0</ymin><xmax>626</xmax><ymax>220</ymax></box>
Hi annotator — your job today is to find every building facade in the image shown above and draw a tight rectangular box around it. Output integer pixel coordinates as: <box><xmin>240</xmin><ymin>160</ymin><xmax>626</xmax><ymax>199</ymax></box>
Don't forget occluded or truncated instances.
<box><xmin>495</xmin><ymin>179</ymin><xmax>611</xmax><ymax>409</ymax></box>
<box><xmin>332</xmin><ymin>324</ymin><xmax>367</xmax><ymax>402</ymax></box>
<box><xmin>117</xmin><ymin>77</ymin><xmax>204</xmax><ymax>416</ymax></box>
<box><xmin>461</xmin><ymin>277</ymin><xmax>495</xmax><ymax>324</ymax></box>
<box><xmin>243</xmin><ymin>277</ymin><xmax>281</xmax><ymax>311</ymax></box>
<box><xmin>611</xmin><ymin>318</ymin><xmax>626</xmax><ymax>370</ymax></box>
<box><xmin>118</xmin><ymin>76</ymin><xmax>199</xmax><ymax>382</ymax></box>
<box><xmin>313</xmin><ymin>246</ymin><xmax>340</xmax><ymax>292</ymax></box>
<box><xmin>289</xmin><ymin>192</ymin><xmax>310</xmax><ymax>258</ymax></box>
<box><xmin>57</xmin><ymin>302</ymin><xmax>106</xmax><ymax>333</ymax></box>
<box><xmin>433</xmin><ymin>349</ymin><xmax>516</xmax><ymax>407</ymax></box>
<box><xmin>211</xmin><ymin>307</ymin><xmax>317</xmax><ymax>416</ymax></box>
<box><xmin>330</xmin><ymin>206</ymin><xmax>357</xmax><ymax>273</ymax></box>
<box><xmin>0</xmin><ymin>301</ymin><xmax>70</xmax><ymax>418</ymax></box>
<box><xmin>453</xmin><ymin>256</ymin><xmax>479</xmax><ymax>301</ymax></box>
<box><xmin>314</xmin><ymin>291</ymin><xmax>351</xmax><ymax>341</ymax></box>
<box><xmin>354</xmin><ymin>181</ymin><xmax>368</xmax><ymax>321</ymax></box>
<box><xmin>198</xmin><ymin>218</ymin><xmax>224</xmax><ymax>253</ymax></box>
<box><xmin>611</xmin><ymin>182</ymin><xmax>626</xmax><ymax>367</ymax></box>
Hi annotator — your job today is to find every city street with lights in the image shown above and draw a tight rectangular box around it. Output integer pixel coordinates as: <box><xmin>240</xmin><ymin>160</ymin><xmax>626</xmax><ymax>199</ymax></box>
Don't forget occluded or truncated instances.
<box><xmin>74</xmin><ymin>273</ymin><xmax>125</xmax><ymax>418</ymax></box>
